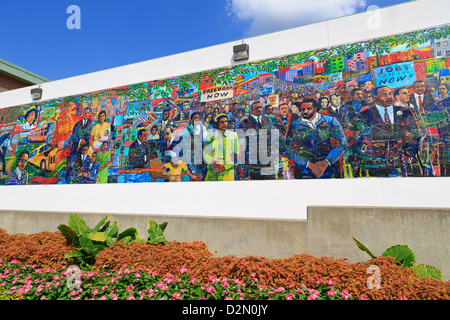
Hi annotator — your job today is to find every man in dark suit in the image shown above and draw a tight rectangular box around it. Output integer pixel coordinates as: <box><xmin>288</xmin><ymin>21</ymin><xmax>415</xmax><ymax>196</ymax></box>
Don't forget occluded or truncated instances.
<box><xmin>128</xmin><ymin>128</ymin><xmax>157</xmax><ymax>169</ymax></box>
<box><xmin>357</xmin><ymin>86</ymin><xmax>420</xmax><ymax>177</ymax></box>
<box><xmin>65</xmin><ymin>108</ymin><xmax>94</xmax><ymax>183</ymax></box>
<box><xmin>237</xmin><ymin>101</ymin><xmax>276</xmax><ymax>179</ymax></box>
<box><xmin>159</xmin><ymin>125</ymin><xmax>183</xmax><ymax>165</ymax></box>
<box><xmin>409</xmin><ymin>80</ymin><xmax>436</xmax><ymax>115</ymax></box>
<box><xmin>69</xmin><ymin>107</ymin><xmax>94</xmax><ymax>156</ymax></box>
<box><xmin>272</xmin><ymin>102</ymin><xmax>299</xmax><ymax>138</ymax></box>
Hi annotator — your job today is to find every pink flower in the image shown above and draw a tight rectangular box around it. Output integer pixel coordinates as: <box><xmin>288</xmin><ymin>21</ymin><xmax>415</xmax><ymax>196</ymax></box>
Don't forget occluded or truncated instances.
<box><xmin>127</xmin><ymin>295</ymin><xmax>135</xmax><ymax>300</ymax></box>
<box><xmin>134</xmin><ymin>273</ymin><xmax>141</xmax><ymax>278</ymax></box>
<box><xmin>277</xmin><ymin>287</ymin><xmax>285</xmax><ymax>293</ymax></box>
<box><xmin>111</xmin><ymin>295</ymin><xmax>118</xmax><ymax>300</ymax></box>
<box><xmin>91</xmin><ymin>289</ymin><xmax>99</xmax><ymax>295</ymax></box>
<box><xmin>225</xmin><ymin>297</ymin><xmax>233</xmax><ymax>300</ymax></box>
<box><xmin>10</xmin><ymin>259</ymin><xmax>18</xmax><ymax>264</ymax></box>
<box><xmin>399</xmin><ymin>296</ymin><xmax>408</xmax><ymax>300</ymax></box>
<box><xmin>172</xmin><ymin>293</ymin><xmax>181</xmax><ymax>300</ymax></box>
<box><xmin>180</xmin><ymin>267</ymin><xmax>189</xmax><ymax>274</ymax></box>
<box><xmin>206</xmin><ymin>285</ymin><xmax>215</xmax><ymax>294</ymax></box>
<box><xmin>327</xmin><ymin>290</ymin><xmax>336</xmax><ymax>296</ymax></box>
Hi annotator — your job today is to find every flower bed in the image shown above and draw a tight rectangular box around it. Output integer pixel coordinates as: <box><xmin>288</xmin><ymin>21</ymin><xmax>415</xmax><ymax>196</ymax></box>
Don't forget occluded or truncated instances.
<box><xmin>0</xmin><ymin>228</ymin><xmax>449</xmax><ymax>300</ymax></box>
<box><xmin>0</xmin><ymin>260</ymin><xmax>353</xmax><ymax>300</ymax></box>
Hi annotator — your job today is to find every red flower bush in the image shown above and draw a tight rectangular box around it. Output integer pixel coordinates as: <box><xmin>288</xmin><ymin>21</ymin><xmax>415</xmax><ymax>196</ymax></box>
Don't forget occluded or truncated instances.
<box><xmin>0</xmin><ymin>228</ymin><xmax>75</xmax><ymax>270</ymax></box>
<box><xmin>0</xmin><ymin>229</ymin><xmax>448</xmax><ymax>300</ymax></box>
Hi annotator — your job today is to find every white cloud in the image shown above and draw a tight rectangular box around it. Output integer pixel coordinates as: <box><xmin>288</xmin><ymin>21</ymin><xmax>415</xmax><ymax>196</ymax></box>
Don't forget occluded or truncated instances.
<box><xmin>226</xmin><ymin>0</ymin><xmax>368</xmax><ymax>37</ymax></box>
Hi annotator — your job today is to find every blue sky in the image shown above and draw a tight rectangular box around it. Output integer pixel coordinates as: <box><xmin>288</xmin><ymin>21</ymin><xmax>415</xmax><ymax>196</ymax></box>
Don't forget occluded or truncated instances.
<box><xmin>0</xmin><ymin>0</ymin><xmax>410</xmax><ymax>81</ymax></box>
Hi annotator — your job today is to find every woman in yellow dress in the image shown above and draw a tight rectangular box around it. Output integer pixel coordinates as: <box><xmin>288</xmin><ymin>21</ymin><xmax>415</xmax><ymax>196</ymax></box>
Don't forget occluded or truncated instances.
<box><xmin>88</xmin><ymin>110</ymin><xmax>111</xmax><ymax>156</ymax></box>
<box><xmin>204</xmin><ymin>114</ymin><xmax>240</xmax><ymax>181</ymax></box>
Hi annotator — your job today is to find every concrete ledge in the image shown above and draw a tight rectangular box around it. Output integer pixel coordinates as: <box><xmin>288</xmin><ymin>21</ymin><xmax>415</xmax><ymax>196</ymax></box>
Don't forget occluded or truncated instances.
<box><xmin>0</xmin><ymin>207</ymin><xmax>448</xmax><ymax>280</ymax></box>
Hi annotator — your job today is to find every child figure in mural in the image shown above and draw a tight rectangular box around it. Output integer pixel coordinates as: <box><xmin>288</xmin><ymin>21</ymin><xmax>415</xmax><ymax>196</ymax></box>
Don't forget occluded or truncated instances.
<box><xmin>6</xmin><ymin>150</ymin><xmax>29</xmax><ymax>185</ymax></box>
<box><xmin>93</xmin><ymin>129</ymin><xmax>110</xmax><ymax>150</ymax></box>
<box><xmin>162</xmin><ymin>155</ymin><xmax>197</xmax><ymax>182</ymax></box>
<box><xmin>82</xmin><ymin>151</ymin><xmax>99</xmax><ymax>184</ymax></box>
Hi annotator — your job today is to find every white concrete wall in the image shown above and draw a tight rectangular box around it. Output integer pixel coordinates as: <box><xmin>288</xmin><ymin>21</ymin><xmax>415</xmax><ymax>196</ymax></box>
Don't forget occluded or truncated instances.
<box><xmin>1</xmin><ymin>0</ymin><xmax>449</xmax><ymax>220</ymax></box>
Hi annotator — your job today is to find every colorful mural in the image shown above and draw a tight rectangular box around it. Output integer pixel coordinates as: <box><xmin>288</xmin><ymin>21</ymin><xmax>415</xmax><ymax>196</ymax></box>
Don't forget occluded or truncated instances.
<box><xmin>1</xmin><ymin>25</ymin><xmax>450</xmax><ymax>185</ymax></box>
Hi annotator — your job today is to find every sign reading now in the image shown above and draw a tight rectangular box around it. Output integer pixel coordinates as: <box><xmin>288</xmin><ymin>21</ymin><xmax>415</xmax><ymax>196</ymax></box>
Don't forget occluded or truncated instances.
<box><xmin>374</xmin><ymin>61</ymin><xmax>416</xmax><ymax>88</ymax></box>
<box><xmin>200</xmin><ymin>85</ymin><xmax>234</xmax><ymax>102</ymax></box>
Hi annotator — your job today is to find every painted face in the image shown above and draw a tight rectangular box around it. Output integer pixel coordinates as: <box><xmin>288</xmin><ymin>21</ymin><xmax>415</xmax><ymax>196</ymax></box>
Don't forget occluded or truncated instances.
<box><xmin>91</xmin><ymin>153</ymin><xmax>97</xmax><ymax>161</ymax></box>
<box><xmin>251</xmin><ymin>103</ymin><xmax>263</xmax><ymax>116</ymax></box>
<box><xmin>364</xmin><ymin>81</ymin><xmax>373</xmax><ymax>91</ymax></box>
<box><xmin>192</xmin><ymin>114</ymin><xmax>200</xmax><ymax>122</ymax></box>
<box><xmin>279</xmin><ymin>104</ymin><xmax>289</xmax><ymax>116</ymax></box>
<box><xmin>396</xmin><ymin>89</ymin><xmax>410</xmax><ymax>104</ymax></box>
<box><xmin>301</xmin><ymin>102</ymin><xmax>316</xmax><ymax>120</ymax></box>
<box><xmin>139</xmin><ymin>130</ymin><xmax>149</xmax><ymax>142</ymax></box>
<box><xmin>438</xmin><ymin>85</ymin><xmax>448</xmax><ymax>96</ymax></box>
<box><xmin>101</xmin><ymin>142</ymin><xmax>108</xmax><ymax>151</ymax></box>
<box><xmin>151</xmin><ymin>127</ymin><xmax>157</xmax><ymax>135</ymax></box>
<box><xmin>353</xmin><ymin>90</ymin><xmax>364</xmax><ymax>102</ymax></box>
<box><xmin>82</xmin><ymin>146</ymin><xmax>89</xmax><ymax>155</ymax></box>
<box><xmin>162</xmin><ymin>111</ymin><xmax>169</xmax><ymax>121</ymax></box>
<box><xmin>163</xmin><ymin>128</ymin><xmax>173</xmax><ymax>140</ymax></box>
<box><xmin>218</xmin><ymin>117</ymin><xmax>228</xmax><ymax>132</ymax></box>
<box><xmin>18</xmin><ymin>153</ymin><xmax>28</xmax><ymax>171</ymax></box>
<box><xmin>265</xmin><ymin>106</ymin><xmax>273</xmax><ymax>115</ymax></box>
<box><xmin>320</xmin><ymin>99</ymin><xmax>328</xmax><ymax>108</ymax></box>
<box><xmin>331</xmin><ymin>95</ymin><xmax>341</xmax><ymax>107</ymax></box>
<box><xmin>374</xmin><ymin>87</ymin><xmax>394</xmax><ymax>108</ymax></box>
<box><xmin>26</xmin><ymin>111</ymin><xmax>36</xmax><ymax>124</ymax></box>
<box><xmin>83</xmin><ymin>108</ymin><xmax>91</xmax><ymax>120</ymax></box>
<box><xmin>99</xmin><ymin>112</ymin><xmax>106</xmax><ymax>123</ymax></box>
<box><xmin>413</xmin><ymin>82</ymin><xmax>426</xmax><ymax>95</ymax></box>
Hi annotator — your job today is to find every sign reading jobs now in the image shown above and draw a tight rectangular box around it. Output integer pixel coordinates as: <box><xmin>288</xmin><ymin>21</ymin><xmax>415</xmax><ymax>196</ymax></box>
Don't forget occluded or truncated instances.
<box><xmin>200</xmin><ymin>85</ymin><xmax>234</xmax><ymax>102</ymax></box>
<box><xmin>374</xmin><ymin>61</ymin><xmax>416</xmax><ymax>89</ymax></box>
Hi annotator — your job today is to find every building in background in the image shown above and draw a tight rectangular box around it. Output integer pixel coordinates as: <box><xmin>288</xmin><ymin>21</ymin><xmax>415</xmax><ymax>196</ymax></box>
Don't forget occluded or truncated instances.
<box><xmin>0</xmin><ymin>58</ymin><xmax>49</xmax><ymax>93</ymax></box>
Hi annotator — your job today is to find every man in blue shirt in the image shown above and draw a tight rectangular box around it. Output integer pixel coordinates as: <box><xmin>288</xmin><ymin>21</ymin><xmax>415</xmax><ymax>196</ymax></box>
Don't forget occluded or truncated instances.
<box><xmin>284</xmin><ymin>99</ymin><xmax>348</xmax><ymax>179</ymax></box>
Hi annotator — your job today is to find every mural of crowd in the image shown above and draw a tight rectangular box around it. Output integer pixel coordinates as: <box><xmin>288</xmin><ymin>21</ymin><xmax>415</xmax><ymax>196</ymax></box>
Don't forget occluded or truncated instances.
<box><xmin>1</xmin><ymin>25</ymin><xmax>450</xmax><ymax>185</ymax></box>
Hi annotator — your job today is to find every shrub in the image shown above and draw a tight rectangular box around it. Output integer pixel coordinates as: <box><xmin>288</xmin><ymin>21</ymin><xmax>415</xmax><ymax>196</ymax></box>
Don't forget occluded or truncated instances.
<box><xmin>0</xmin><ymin>228</ymin><xmax>75</xmax><ymax>270</ymax></box>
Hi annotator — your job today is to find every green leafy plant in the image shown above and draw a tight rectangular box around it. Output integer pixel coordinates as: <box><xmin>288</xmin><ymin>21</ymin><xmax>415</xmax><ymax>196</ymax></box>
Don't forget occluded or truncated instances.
<box><xmin>352</xmin><ymin>237</ymin><xmax>443</xmax><ymax>281</ymax></box>
<box><xmin>57</xmin><ymin>213</ymin><xmax>143</xmax><ymax>269</ymax></box>
<box><xmin>147</xmin><ymin>220</ymin><xmax>169</xmax><ymax>245</ymax></box>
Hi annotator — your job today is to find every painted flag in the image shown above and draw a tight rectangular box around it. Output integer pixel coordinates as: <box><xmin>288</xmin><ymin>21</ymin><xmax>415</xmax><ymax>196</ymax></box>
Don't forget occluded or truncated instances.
<box><xmin>346</xmin><ymin>78</ymin><xmax>358</xmax><ymax>89</ymax></box>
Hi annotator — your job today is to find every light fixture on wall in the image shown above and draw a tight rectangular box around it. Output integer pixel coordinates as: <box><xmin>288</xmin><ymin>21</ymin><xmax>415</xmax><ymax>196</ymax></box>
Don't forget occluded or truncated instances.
<box><xmin>233</xmin><ymin>43</ymin><xmax>249</xmax><ymax>61</ymax></box>
<box><xmin>30</xmin><ymin>87</ymin><xmax>43</xmax><ymax>100</ymax></box>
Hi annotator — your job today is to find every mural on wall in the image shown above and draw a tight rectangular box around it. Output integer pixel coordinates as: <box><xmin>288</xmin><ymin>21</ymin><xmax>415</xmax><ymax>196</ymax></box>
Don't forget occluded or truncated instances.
<box><xmin>1</xmin><ymin>25</ymin><xmax>450</xmax><ymax>185</ymax></box>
